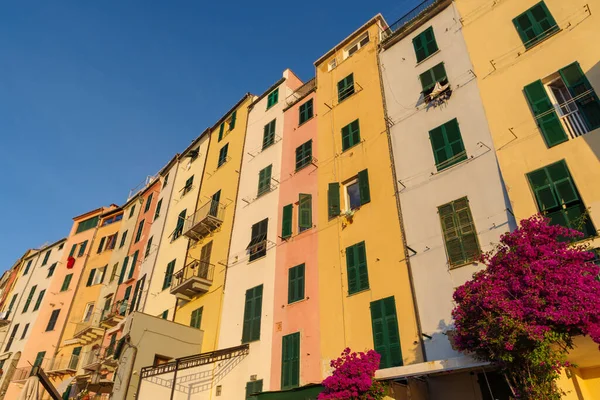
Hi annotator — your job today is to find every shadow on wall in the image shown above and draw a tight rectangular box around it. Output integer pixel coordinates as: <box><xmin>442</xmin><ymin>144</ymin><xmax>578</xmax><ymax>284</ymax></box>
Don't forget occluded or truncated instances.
<box><xmin>582</xmin><ymin>61</ymin><xmax>600</xmax><ymax>162</ymax></box>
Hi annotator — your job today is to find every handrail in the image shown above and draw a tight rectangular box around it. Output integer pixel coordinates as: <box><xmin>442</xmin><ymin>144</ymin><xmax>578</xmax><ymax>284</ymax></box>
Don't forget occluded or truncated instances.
<box><xmin>383</xmin><ymin>0</ymin><xmax>440</xmax><ymax>38</ymax></box>
<box><xmin>171</xmin><ymin>260</ymin><xmax>215</xmax><ymax>290</ymax></box>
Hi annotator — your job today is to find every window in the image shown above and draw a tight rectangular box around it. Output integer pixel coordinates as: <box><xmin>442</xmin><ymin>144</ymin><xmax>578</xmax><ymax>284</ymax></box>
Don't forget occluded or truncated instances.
<box><xmin>144</xmin><ymin>193</ymin><xmax>153</xmax><ymax>213</ymax></box>
<box><xmin>7</xmin><ymin>294</ymin><xmax>17</xmax><ymax>314</ymax></box>
<box><xmin>129</xmin><ymin>278</ymin><xmax>142</xmax><ymax>314</ymax></box>
<box><xmin>438</xmin><ymin>197</ymin><xmax>481</xmax><ymax>267</ymax></box>
<box><xmin>218</xmin><ymin>122</ymin><xmax>225</xmax><ymax>141</ymax></box>
<box><xmin>257</xmin><ymin>165</ymin><xmax>273</xmax><ymax>197</ymax></box>
<box><xmin>182</xmin><ymin>176</ymin><xmax>194</xmax><ymax>196</ymax></box>
<box><xmin>281</xmin><ymin>204</ymin><xmax>293</xmax><ymax>239</ymax></box>
<box><xmin>129</xmin><ymin>205</ymin><xmax>136</xmax><ymax>219</ymax></box>
<box><xmin>163</xmin><ymin>173</ymin><xmax>170</xmax><ymax>188</ymax></box>
<box><xmin>299</xmin><ymin>99</ymin><xmax>313</xmax><ymax>125</ymax></box>
<box><xmin>97</xmin><ymin>237</ymin><xmax>106</xmax><ymax>253</ymax></box>
<box><xmin>513</xmin><ymin>1</ymin><xmax>558</xmax><ymax>49</ymax></box>
<box><xmin>33</xmin><ymin>351</ymin><xmax>45</xmax><ymax>367</ymax></box>
<box><xmin>419</xmin><ymin>62</ymin><xmax>448</xmax><ymax>94</ymax></box>
<box><xmin>58</xmin><ymin>243</ymin><xmax>64</xmax><ymax>250</ymax></box>
<box><xmin>33</xmin><ymin>290</ymin><xmax>45</xmax><ymax>311</ymax></box>
<box><xmin>209</xmin><ymin>190</ymin><xmax>221</xmax><ymax>218</ymax></box>
<box><xmin>413</xmin><ymin>26</ymin><xmax>438</xmax><ymax>63</ymax></box>
<box><xmin>262</xmin><ymin>119</ymin><xmax>276</xmax><ymax>150</ymax></box>
<box><xmin>218</xmin><ymin>144</ymin><xmax>229</xmax><ymax>167</ymax></box>
<box><xmin>87</xmin><ymin>266</ymin><xmax>107</xmax><ymax>286</ymax></box>
<box><xmin>102</xmin><ymin>214</ymin><xmax>123</xmax><ymax>226</ymax></box>
<box><xmin>46</xmin><ymin>309</ymin><xmax>61</xmax><ymax>331</ymax></box>
<box><xmin>5</xmin><ymin>324</ymin><xmax>19</xmax><ymax>351</ymax></box>
<box><xmin>20</xmin><ymin>323</ymin><xmax>29</xmax><ymax>340</ymax></box>
<box><xmin>102</xmin><ymin>295</ymin><xmax>113</xmax><ymax>320</ymax></box>
<box><xmin>106</xmin><ymin>233</ymin><xmax>117</xmax><ymax>250</ymax></box>
<box><xmin>337</xmin><ymin>74</ymin><xmax>355</xmax><ymax>102</ymax></box>
<box><xmin>527</xmin><ymin>160</ymin><xmax>596</xmax><ymax>237</ymax></box>
<box><xmin>145</xmin><ymin>236</ymin><xmax>153</xmax><ymax>259</ymax></box>
<box><xmin>328</xmin><ymin>183</ymin><xmax>341</xmax><ymax>218</ymax></box>
<box><xmin>246</xmin><ymin>380</ymin><xmax>263</xmax><ymax>400</ymax></box>
<box><xmin>267</xmin><ymin>88</ymin><xmax>279</xmax><ymax>109</ymax></box>
<box><xmin>216</xmin><ymin>386</ymin><xmax>222</xmax><ymax>396</ymax></box>
<box><xmin>69</xmin><ymin>347</ymin><xmax>82</xmax><ymax>370</ymax></box>
<box><xmin>200</xmin><ymin>241</ymin><xmax>213</xmax><ymax>274</ymax></box>
<box><xmin>172</xmin><ymin>210</ymin><xmax>187</xmax><ymax>240</ymax></box>
<box><xmin>295</xmin><ymin>140</ymin><xmax>312</xmax><ymax>171</ymax></box>
<box><xmin>370</xmin><ymin>297</ymin><xmax>402</xmax><ymax>369</ymax></box>
<box><xmin>163</xmin><ymin>260</ymin><xmax>176</xmax><ymax>290</ymax></box>
<box><xmin>346</xmin><ymin>242</ymin><xmax>369</xmax><ymax>294</ymax></box>
<box><xmin>161</xmin><ymin>310</ymin><xmax>169</xmax><ymax>319</ymax></box>
<box><xmin>76</xmin><ymin>216</ymin><xmax>99</xmax><ymax>234</ymax></box>
<box><xmin>110</xmin><ymin>263</ymin><xmax>119</xmax><ymax>283</ymax></box>
<box><xmin>42</xmin><ymin>250</ymin><xmax>51</xmax><ymax>266</ymax></box>
<box><xmin>22</xmin><ymin>285</ymin><xmax>37</xmax><ymax>313</ymax></box>
<box><xmin>154</xmin><ymin>199</ymin><xmax>163</xmax><ymax>220</ymax></box>
<box><xmin>135</xmin><ymin>220</ymin><xmax>145</xmax><ymax>243</ymax></box>
<box><xmin>119</xmin><ymin>257</ymin><xmax>129</xmax><ymax>285</ymax></box>
<box><xmin>119</xmin><ymin>230</ymin><xmax>128</xmax><ymax>248</ymax></box>
<box><xmin>77</xmin><ymin>240</ymin><xmax>88</xmax><ymax>257</ymax></box>
<box><xmin>188</xmin><ymin>148</ymin><xmax>199</xmax><ymax>162</ymax></box>
<box><xmin>345</xmin><ymin>180</ymin><xmax>361</xmax><ymax>210</ymax></box>
<box><xmin>61</xmin><ymin>274</ymin><xmax>73</xmax><ymax>292</ymax></box>
<box><xmin>344</xmin><ymin>31</ymin><xmax>369</xmax><ymax>59</ymax></box>
<box><xmin>106</xmin><ymin>333</ymin><xmax>117</xmax><ymax>356</ymax></box>
<box><xmin>281</xmin><ymin>332</ymin><xmax>300</xmax><ymax>389</ymax></box>
<box><xmin>128</xmin><ymin>251</ymin><xmax>139</xmax><ymax>280</ymax></box>
<box><xmin>248</xmin><ymin>219</ymin><xmax>268</xmax><ymax>261</ymax></box>
<box><xmin>83</xmin><ymin>303</ymin><xmax>94</xmax><ymax>322</ymax></box>
<box><xmin>229</xmin><ymin>110</ymin><xmax>237</xmax><ymax>130</ymax></box>
<box><xmin>288</xmin><ymin>264</ymin><xmax>305</xmax><ymax>304</ymax></box>
<box><xmin>122</xmin><ymin>286</ymin><xmax>132</xmax><ymax>315</ymax></box>
<box><xmin>190</xmin><ymin>307</ymin><xmax>203</xmax><ymax>329</ymax></box>
<box><xmin>342</xmin><ymin>169</ymin><xmax>371</xmax><ymax>211</ymax></box>
<box><xmin>429</xmin><ymin>118</ymin><xmax>467</xmax><ymax>171</ymax></box>
<box><xmin>341</xmin><ymin>119</ymin><xmax>360</xmax><ymax>151</ymax></box>
<box><xmin>298</xmin><ymin>194</ymin><xmax>312</xmax><ymax>232</ymax></box>
<box><xmin>524</xmin><ymin>62</ymin><xmax>600</xmax><ymax>147</ymax></box>
<box><xmin>47</xmin><ymin>263</ymin><xmax>56</xmax><ymax>278</ymax></box>
<box><xmin>23</xmin><ymin>259</ymin><xmax>32</xmax><ymax>275</ymax></box>
<box><xmin>242</xmin><ymin>285</ymin><xmax>263</xmax><ymax>343</ymax></box>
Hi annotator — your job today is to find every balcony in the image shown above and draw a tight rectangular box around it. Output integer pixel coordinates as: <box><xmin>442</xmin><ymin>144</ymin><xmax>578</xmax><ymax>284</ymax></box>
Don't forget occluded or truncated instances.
<box><xmin>73</xmin><ymin>322</ymin><xmax>104</xmax><ymax>345</ymax></box>
<box><xmin>170</xmin><ymin>260</ymin><xmax>215</xmax><ymax>300</ymax></box>
<box><xmin>81</xmin><ymin>347</ymin><xmax>115</xmax><ymax>372</ymax></box>
<box><xmin>47</xmin><ymin>354</ymin><xmax>80</xmax><ymax>377</ymax></box>
<box><xmin>183</xmin><ymin>201</ymin><xmax>225</xmax><ymax>241</ymax></box>
<box><xmin>0</xmin><ymin>310</ymin><xmax>11</xmax><ymax>328</ymax></box>
<box><xmin>100</xmin><ymin>300</ymin><xmax>129</xmax><ymax>328</ymax></box>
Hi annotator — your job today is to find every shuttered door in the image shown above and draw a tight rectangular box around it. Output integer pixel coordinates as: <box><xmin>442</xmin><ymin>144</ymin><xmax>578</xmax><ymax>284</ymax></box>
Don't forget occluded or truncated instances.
<box><xmin>242</xmin><ymin>285</ymin><xmax>263</xmax><ymax>343</ymax></box>
<box><xmin>524</xmin><ymin>80</ymin><xmax>568</xmax><ymax>147</ymax></box>
<box><xmin>299</xmin><ymin>194</ymin><xmax>312</xmax><ymax>229</ymax></box>
<box><xmin>282</xmin><ymin>204</ymin><xmax>293</xmax><ymax>239</ymax></box>
<box><xmin>370</xmin><ymin>297</ymin><xmax>402</xmax><ymax>369</ymax></box>
<box><xmin>327</xmin><ymin>183</ymin><xmax>340</xmax><ymax>218</ymax></box>
<box><xmin>281</xmin><ymin>332</ymin><xmax>300</xmax><ymax>389</ymax></box>
<box><xmin>560</xmin><ymin>62</ymin><xmax>600</xmax><ymax>131</ymax></box>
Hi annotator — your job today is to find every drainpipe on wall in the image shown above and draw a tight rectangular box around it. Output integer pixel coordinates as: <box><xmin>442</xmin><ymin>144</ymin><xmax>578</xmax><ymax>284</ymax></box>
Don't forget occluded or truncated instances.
<box><xmin>375</xmin><ymin>36</ymin><xmax>428</xmax><ymax>362</ymax></box>
<box><xmin>120</xmin><ymin>336</ymin><xmax>138</xmax><ymax>400</ymax></box>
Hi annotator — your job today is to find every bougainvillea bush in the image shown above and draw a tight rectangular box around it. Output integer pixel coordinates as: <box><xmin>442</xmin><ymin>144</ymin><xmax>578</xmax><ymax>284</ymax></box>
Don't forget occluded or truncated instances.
<box><xmin>452</xmin><ymin>216</ymin><xmax>600</xmax><ymax>399</ymax></box>
<box><xmin>318</xmin><ymin>348</ymin><xmax>385</xmax><ymax>400</ymax></box>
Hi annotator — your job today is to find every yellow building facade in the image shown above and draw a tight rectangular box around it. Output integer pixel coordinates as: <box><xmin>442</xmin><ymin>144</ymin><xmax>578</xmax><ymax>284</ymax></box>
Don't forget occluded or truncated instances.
<box><xmin>315</xmin><ymin>15</ymin><xmax>423</xmax><ymax>376</ymax></box>
<box><xmin>173</xmin><ymin>94</ymin><xmax>255</xmax><ymax>353</ymax></box>
<box><xmin>456</xmin><ymin>0</ymin><xmax>600</xmax><ymax>397</ymax></box>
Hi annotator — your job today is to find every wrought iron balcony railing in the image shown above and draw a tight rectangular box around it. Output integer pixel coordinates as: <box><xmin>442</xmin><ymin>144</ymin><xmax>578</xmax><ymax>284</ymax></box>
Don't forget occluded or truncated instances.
<box><xmin>183</xmin><ymin>201</ymin><xmax>225</xmax><ymax>240</ymax></box>
<box><xmin>170</xmin><ymin>260</ymin><xmax>215</xmax><ymax>300</ymax></box>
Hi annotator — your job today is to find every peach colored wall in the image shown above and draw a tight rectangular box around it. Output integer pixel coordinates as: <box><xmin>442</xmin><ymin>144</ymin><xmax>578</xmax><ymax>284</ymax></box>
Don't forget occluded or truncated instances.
<box><xmin>270</xmin><ymin>90</ymin><xmax>321</xmax><ymax>388</ymax></box>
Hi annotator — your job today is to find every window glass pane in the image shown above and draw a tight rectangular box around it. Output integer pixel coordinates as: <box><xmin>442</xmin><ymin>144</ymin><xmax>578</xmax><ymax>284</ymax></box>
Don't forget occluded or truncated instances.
<box><xmin>346</xmin><ymin>182</ymin><xmax>361</xmax><ymax>210</ymax></box>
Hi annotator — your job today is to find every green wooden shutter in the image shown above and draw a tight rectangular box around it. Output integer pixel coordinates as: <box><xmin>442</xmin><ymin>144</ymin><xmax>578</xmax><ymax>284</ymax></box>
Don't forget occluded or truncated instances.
<box><xmin>439</xmin><ymin>203</ymin><xmax>465</xmax><ymax>266</ymax></box>
<box><xmin>328</xmin><ymin>183</ymin><xmax>340</xmax><ymax>218</ymax></box>
<box><xmin>258</xmin><ymin>165</ymin><xmax>272</xmax><ymax>196</ymax></box>
<box><xmin>288</xmin><ymin>264</ymin><xmax>305</xmax><ymax>303</ymax></box>
<box><xmin>299</xmin><ymin>194</ymin><xmax>312</xmax><ymax>229</ymax></box>
<box><xmin>282</xmin><ymin>204</ymin><xmax>293</xmax><ymax>239</ymax></box>
<box><xmin>246</xmin><ymin>379</ymin><xmax>263</xmax><ymax>399</ymax></box>
<box><xmin>288</xmin><ymin>265</ymin><xmax>297</xmax><ymax>304</ymax></box>
<box><xmin>97</xmin><ymin>237</ymin><xmax>106</xmax><ymax>254</ymax></box>
<box><xmin>242</xmin><ymin>286</ymin><xmax>263</xmax><ymax>343</ymax></box>
<box><xmin>413</xmin><ymin>26</ymin><xmax>438</xmax><ymax>63</ymax></box>
<box><xmin>524</xmin><ymin>80</ymin><xmax>568</xmax><ymax>147</ymax></box>
<box><xmin>219</xmin><ymin>122</ymin><xmax>225</xmax><ymax>141</ymax></box>
<box><xmin>346</xmin><ymin>245</ymin><xmax>358</xmax><ymax>294</ymax></box>
<box><xmin>560</xmin><ymin>62</ymin><xmax>600</xmax><ymax>130</ymax></box>
<box><xmin>61</xmin><ymin>274</ymin><xmax>73</xmax><ymax>292</ymax></box>
<box><xmin>22</xmin><ymin>286</ymin><xmax>37</xmax><ymax>313</ymax></box>
<box><xmin>119</xmin><ymin>231</ymin><xmax>128</xmax><ymax>248</ymax></box>
<box><xmin>358</xmin><ymin>169</ymin><xmax>371</xmax><ymax>205</ymax></box>
<box><xmin>383</xmin><ymin>297</ymin><xmax>403</xmax><ymax>367</ymax></box>
<box><xmin>33</xmin><ymin>290</ymin><xmax>45</xmax><ymax>311</ymax></box>
<box><xmin>338</xmin><ymin>74</ymin><xmax>354</xmax><ymax>102</ymax></box>
<box><xmin>356</xmin><ymin>241</ymin><xmax>369</xmax><ymax>291</ymax></box>
<box><xmin>78</xmin><ymin>240</ymin><xmax>88</xmax><ymax>257</ymax></box>
<box><xmin>429</xmin><ymin>119</ymin><xmax>467</xmax><ymax>171</ymax></box>
<box><xmin>242</xmin><ymin>288</ymin><xmax>252</xmax><ymax>343</ymax></box>
<box><xmin>86</xmin><ymin>269</ymin><xmax>96</xmax><ymax>287</ymax></box>
<box><xmin>281</xmin><ymin>332</ymin><xmax>300</xmax><ymax>389</ymax></box>
<box><xmin>251</xmin><ymin>285</ymin><xmax>263</xmax><ymax>341</ymax></box>
<box><xmin>69</xmin><ymin>244</ymin><xmax>77</xmax><ymax>257</ymax></box>
<box><xmin>190</xmin><ymin>307</ymin><xmax>203</xmax><ymax>329</ymax></box>
<box><xmin>42</xmin><ymin>250</ymin><xmax>51</xmax><ymax>266</ymax></box>
<box><xmin>34</xmin><ymin>351</ymin><xmax>46</xmax><ymax>367</ymax></box>
<box><xmin>119</xmin><ymin>257</ymin><xmax>129</xmax><ymax>285</ymax></box>
<box><xmin>513</xmin><ymin>2</ymin><xmax>558</xmax><ymax>48</ymax></box>
<box><xmin>370</xmin><ymin>297</ymin><xmax>402</xmax><ymax>369</ymax></box>
<box><xmin>341</xmin><ymin>120</ymin><xmax>360</xmax><ymax>151</ymax></box>
<box><xmin>154</xmin><ymin>199</ymin><xmax>162</xmax><ymax>220</ymax></box>
<box><xmin>454</xmin><ymin>198</ymin><xmax>481</xmax><ymax>263</ymax></box>
<box><xmin>230</xmin><ymin>110</ymin><xmax>237</xmax><ymax>130</ymax></box>
<box><xmin>128</xmin><ymin>251</ymin><xmax>138</xmax><ymax>279</ymax></box>
<box><xmin>163</xmin><ymin>260</ymin><xmax>175</xmax><ymax>290</ymax></box>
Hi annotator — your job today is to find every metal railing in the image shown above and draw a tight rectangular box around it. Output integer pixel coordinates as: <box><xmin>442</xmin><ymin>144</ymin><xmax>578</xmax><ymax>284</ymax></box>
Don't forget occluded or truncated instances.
<box><xmin>81</xmin><ymin>347</ymin><xmax>112</xmax><ymax>369</ymax></box>
<box><xmin>101</xmin><ymin>300</ymin><xmax>130</xmax><ymax>322</ymax></box>
<box><xmin>171</xmin><ymin>260</ymin><xmax>215</xmax><ymax>290</ymax></box>
<box><xmin>183</xmin><ymin>201</ymin><xmax>225</xmax><ymax>234</ymax></box>
<box><xmin>561</xmin><ymin>110</ymin><xmax>589</xmax><ymax>139</ymax></box>
<box><xmin>383</xmin><ymin>0</ymin><xmax>440</xmax><ymax>38</ymax></box>
<box><xmin>48</xmin><ymin>354</ymin><xmax>80</xmax><ymax>372</ymax></box>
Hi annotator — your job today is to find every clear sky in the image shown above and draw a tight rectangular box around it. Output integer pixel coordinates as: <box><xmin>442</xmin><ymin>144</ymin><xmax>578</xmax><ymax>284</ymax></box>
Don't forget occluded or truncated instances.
<box><xmin>0</xmin><ymin>0</ymin><xmax>420</xmax><ymax>271</ymax></box>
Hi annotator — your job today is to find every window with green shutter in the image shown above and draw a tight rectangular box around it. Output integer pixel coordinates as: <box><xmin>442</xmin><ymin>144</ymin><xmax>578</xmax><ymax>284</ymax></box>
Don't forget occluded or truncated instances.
<box><xmin>61</xmin><ymin>274</ymin><xmax>73</xmax><ymax>292</ymax></box>
<box><xmin>161</xmin><ymin>310</ymin><xmax>169</xmax><ymax>319</ymax></box>
<box><xmin>33</xmin><ymin>290</ymin><xmax>45</xmax><ymax>311</ymax></box>
<box><xmin>34</xmin><ymin>351</ymin><xmax>46</xmax><ymax>367</ymax></box>
<box><xmin>182</xmin><ymin>176</ymin><xmax>194</xmax><ymax>195</ymax></box>
<box><xmin>119</xmin><ymin>257</ymin><xmax>129</xmax><ymax>285</ymax></box>
<box><xmin>122</xmin><ymin>286</ymin><xmax>132</xmax><ymax>314</ymax></box>
<box><xmin>173</xmin><ymin>209</ymin><xmax>186</xmax><ymax>240</ymax></box>
<box><xmin>46</xmin><ymin>309</ymin><xmax>61</xmax><ymax>331</ymax></box>
<box><xmin>248</xmin><ymin>219</ymin><xmax>268</xmax><ymax>261</ymax></box>
<box><xmin>246</xmin><ymin>380</ymin><xmax>263</xmax><ymax>400</ymax></box>
<box><xmin>341</xmin><ymin>119</ymin><xmax>360</xmax><ymax>151</ymax></box>
<box><xmin>429</xmin><ymin>118</ymin><xmax>467</xmax><ymax>171</ymax></box>
<box><xmin>281</xmin><ymin>332</ymin><xmax>300</xmax><ymax>389</ymax></box>
<box><xmin>7</xmin><ymin>294</ymin><xmax>17</xmax><ymax>313</ymax></box>
<box><xmin>257</xmin><ymin>165</ymin><xmax>273</xmax><ymax>197</ymax></box>
<box><xmin>281</xmin><ymin>204</ymin><xmax>293</xmax><ymax>239</ymax></box>
<box><xmin>527</xmin><ymin>160</ymin><xmax>596</xmax><ymax>237</ymax></box>
<box><xmin>23</xmin><ymin>260</ymin><xmax>32</xmax><ymax>275</ymax></box>
<box><xmin>190</xmin><ymin>307</ymin><xmax>203</xmax><ymax>329</ymax></box>
<box><xmin>163</xmin><ymin>259</ymin><xmax>176</xmax><ymax>290</ymax></box>
<box><xmin>299</xmin><ymin>99</ymin><xmax>313</xmax><ymax>125</ymax></box>
<box><xmin>328</xmin><ymin>183</ymin><xmax>340</xmax><ymax>218</ymax></box>
<box><xmin>144</xmin><ymin>193</ymin><xmax>153</xmax><ymax>213</ymax></box>
<box><xmin>77</xmin><ymin>241</ymin><xmax>88</xmax><ymax>257</ymax></box>
<box><xmin>5</xmin><ymin>324</ymin><xmax>19</xmax><ymax>351</ymax></box>
<box><xmin>262</xmin><ymin>119</ymin><xmax>277</xmax><ymax>150</ymax></box>
<box><xmin>128</xmin><ymin>250</ymin><xmax>139</xmax><ymax>280</ymax></box>
<box><xmin>76</xmin><ymin>216</ymin><xmax>99</xmax><ymax>234</ymax></box>
<box><xmin>154</xmin><ymin>199</ymin><xmax>163</xmax><ymax>220</ymax></box>
<box><xmin>419</xmin><ymin>62</ymin><xmax>447</xmax><ymax>94</ymax></box>
<box><xmin>86</xmin><ymin>269</ymin><xmax>96</xmax><ymax>287</ymax></box>
<box><xmin>295</xmin><ymin>140</ymin><xmax>312</xmax><ymax>171</ymax></box>
<box><xmin>129</xmin><ymin>205</ymin><xmax>136</xmax><ymax>219</ymax></box>
<box><xmin>524</xmin><ymin>79</ymin><xmax>568</xmax><ymax>147</ymax></box>
<box><xmin>559</xmin><ymin>62</ymin><xmax>600</xmax><ymax>131</ymax></box>
<box><xmin>47</xmin><ymin>263</ymin><xmax>56</xmax><ymax>278</ymax></box>
<box><xmin>438</xmin><ymin>197</ymin><xmax>481</xmax><ymax>267</ymax></box>
<box><xmin>42</xmin><ymin>250</ymin><xmax>51</xmax><ymax>266</ymax></box>
<box><xmin>267</xmin><ymin>88</ymin><xmax>279</xmax><ymax>109</ymax></box>
<box><xmin>338</xmin><ymin>74</ymin><xmax>355</xmax><ymax>102</ymax></box>
<box><xmin>22</xmin><ymin>285</ymin><xmax>37</xmax><ymax>313</ymax></box>
<box><xmin>218</xmin><ymin>144</ymin><xmax>229</xmax><ymax>167</ymax></box>
<box><xmin>370</xmin><ymin>297</ymin><xmax>402</xmax><ymax>369</ymax></box>
<box><xmin>288</xmin><ymin>264</ymin><xmax>305</xmax><ymax>304</ymax></box>
<box><xmin>218</xmin><ymin>122</ymin><xmax>225</xmax><ymax>141</ymax></box>
<box><xmin>357</xmin><ymin>169</ymin><xmax>371</xmax><ymax>205</ymax></box>
<box><xmin>69</xmin><ymin>244</ymin><xmax>77</xmax><ymax>258</ymax></box>
<box><xmin>119</xmin><ymin>230</ymin><xmax>128</xmax><ymax>249</ymax></box>
<box><xmin>229</xmin><ymin>110</ymin><xmax>237</xmax><ymax>130</ymax></box>
<box><xmin>20</xmin><ymin>323</ymin><xmax>29</xmax><ymax>340</ymax></box>
<box><xmin>513</xmin><ymin>1</ymin><xmax>558</xmax><ymax>49</ymax></box>
<box><xmin>129</xmin><ymin>279</ymin><xmax>141</xmax><ymax>314</ymax></box>
<box><xmin>346</xmin><ymin>242</ymin><xmax>369</xmax><ymax>294</ymax></box>
<box><xmin>97</xmin><ymin>237</ymin><xmax>106</xmax><ymax>254</ymax></box>
<box><xmin>298</xmin><ymin>194</ymin><xmax>312</xmax><ymax>232</ymax></box>
<box><xmin>134</xmin><ymin>220</ymin><xmax>144</xmax><ymax>243</ymax></box>
<box><xmin>145</xmin><ymin>236</ymin><xmax>153</xmax><ymax>259</ymax></box>
<box><xmin>242</xmin><ymin>285</ymin><xmax>263</xmax><ymax>343</ymax></box>
<box><xmin>413</xmin><ymin>26</ymin><xmax>438</xmax><ymax>63</ymax></box>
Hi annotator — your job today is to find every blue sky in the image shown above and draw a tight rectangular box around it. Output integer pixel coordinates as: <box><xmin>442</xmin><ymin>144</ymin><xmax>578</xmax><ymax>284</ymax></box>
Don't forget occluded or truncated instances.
<box><xmin>0</xmin><ymin>0</ymin><xmax>419</xmax><ymax>270</ymax></box>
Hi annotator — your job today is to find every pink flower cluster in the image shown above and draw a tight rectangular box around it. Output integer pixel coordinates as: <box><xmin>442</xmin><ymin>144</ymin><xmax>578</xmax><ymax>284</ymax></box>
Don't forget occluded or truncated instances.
<box><xmin>318</xmin><ymin>348</ymin><xmax>384</xmax><ymax>400</ymax></box>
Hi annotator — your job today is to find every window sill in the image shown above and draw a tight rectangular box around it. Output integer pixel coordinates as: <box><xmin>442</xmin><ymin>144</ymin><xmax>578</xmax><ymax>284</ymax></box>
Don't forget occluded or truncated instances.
<box><xmin>448</xmin><ymin>260</ymin><xmax>479</xmax><ymax>270</ymax></box>
<box><xmin>248</xmin><ymin>254</ymin><xmax>267</xmax><ymax>264</ymax></box>
<box><xmin>295</xmin><ymin>163</ymin><xmax>312</xmax><ymax>173</ymax></box>
<box><xmin>338</xmin><ymin>91</ymin><xmax>357</xmax><ymax>105</ymax></box>
<box><xmin>347</xmin><ymin>288</ymin><xmax>370</xmax><ymax>297</ymax></box>
<box><xmin>415</xmin><ymin>49</ymin><xmax>441</xmax><ymax>67</ymax></box>
<box><xmin>523</xmin><ymin>28</ymin><xmax>561</xmax><ymax>53</ymax></box>
<box><xmin>341</xmin><ymin>141</ymin><xmax>362</xmax><ymax>154</ymax></box>
<box><xmin>287</xmin><ymin>298</ymin><xmax>308</xmax><ymax>306</ymax></box>
<box><xmin>433</xmin><ymin>155</ymin><xmax>469</xmax><ymax>175</ymax></box>
<box><xmin>261</xmin><ymin>143</ymin><xmax>275</xmax><ymax>152</ymax></box>
<box><xmin>298</xmin><ymin>116</ymin><xmax>314</xmax><ymax>128</ymax></box>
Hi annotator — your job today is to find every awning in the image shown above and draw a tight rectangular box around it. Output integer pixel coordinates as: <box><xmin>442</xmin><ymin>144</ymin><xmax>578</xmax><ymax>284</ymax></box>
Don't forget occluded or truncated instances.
<box><xmin>375</xmin><ymin>356</ymin><xmax>489</xmax><ymax>381</ymax></box>
<box><xmin>255</xmin><ymin>384</ymin><xmax>323</xmax><ymax>400</ymax></box>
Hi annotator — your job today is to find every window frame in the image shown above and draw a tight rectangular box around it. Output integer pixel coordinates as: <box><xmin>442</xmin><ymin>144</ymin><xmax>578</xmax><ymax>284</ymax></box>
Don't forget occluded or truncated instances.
<box><xmin>337</xmin><ymin>74</ymin><xmax>355</xmax><ymax>103</ymax></box>
<box><xmin>512</xmin><ymin>1</ymin><xmax>559</xmax><ymax>50</ymax></box>
<box><xmin>298</xmin><ymin>99</ymin><xmax>314</xmax><ymax>125</ymax></box>
<box><xmin>266</xmin><ymin>88</ymin><xmax>279</xmax><ymax>109</ymax></box>
<box><xmin>295</xmin><ymin>140</ymin><xmax>313</xmax><ymax>171</ymax></box>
